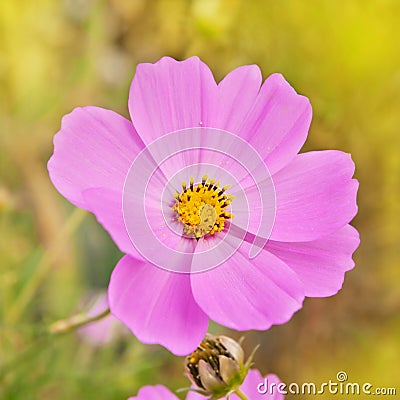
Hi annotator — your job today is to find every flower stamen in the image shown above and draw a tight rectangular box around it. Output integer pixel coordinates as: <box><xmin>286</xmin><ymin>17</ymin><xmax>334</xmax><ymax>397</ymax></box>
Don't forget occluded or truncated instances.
<box><xmin>172</xmin><ymin>176</ymin><xmax>234</xmax><ymax>239</ymax></box>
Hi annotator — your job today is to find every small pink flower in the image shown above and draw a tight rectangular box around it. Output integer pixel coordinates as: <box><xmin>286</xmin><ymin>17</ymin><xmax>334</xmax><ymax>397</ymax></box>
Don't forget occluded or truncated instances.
<box><xmin>77</xmin><ymin>292</ymin><xmax>127</xmax><ymax>346</ymax></box>
<box><xmin>48</xmin><ymin>57</ymin><xmax>359</xmax><ymax>355</ymax></box>
<box><xmin>128</xmin><ymin>370</ymin><xmax>284</xmax><ymax>400</ymax></box>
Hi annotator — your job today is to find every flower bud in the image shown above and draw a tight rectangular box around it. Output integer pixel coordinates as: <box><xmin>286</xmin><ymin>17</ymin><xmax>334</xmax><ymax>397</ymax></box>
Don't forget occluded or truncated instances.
<box><xmin>185</xmin><ymin>334</ymin><xmax>249</xmax><ymax>398</ymax></box>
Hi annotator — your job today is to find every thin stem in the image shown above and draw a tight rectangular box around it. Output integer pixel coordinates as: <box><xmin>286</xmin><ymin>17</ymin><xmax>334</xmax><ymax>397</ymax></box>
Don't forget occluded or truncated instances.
<box><xmin>6</xmin><ymin>208</ymin><xmax>87</xmax><ymax>324</ymax></box>
<box><xmin>49</xmin><ymin>308</ymin><xmax>111</xmax><ymax>334</ymax></box>
<box><xmin>234</xmin><ymin>388</ymin><xmax>250</xmax><ymax>400</ymax></box>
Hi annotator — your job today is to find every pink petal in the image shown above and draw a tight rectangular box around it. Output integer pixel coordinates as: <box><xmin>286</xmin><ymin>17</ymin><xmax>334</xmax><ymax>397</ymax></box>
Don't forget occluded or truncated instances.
<box><xmin>145</xmin><ymin>202</ymin><xmax>197</xmax><ymax>260</ymax></box>
<box><xmin>82</xmin><ymin>188</ymin><xmax>143</xmax><ymax>259</ymax></box>
<box><xmin>108</xmin><ymin>256</ymin><xmax>208</xmax><ymax>355</ymax></box>
<box><xmin>192</xmin><ymin>226</ymin><xmax>242</xmax><ymax>274</ymax></box>
<box><xmin>185</xmin><ymin>390</ymin><xmax>208</xmax><ymax>400</ymax></box>
<box><xmin>48</xmin><ymin>106</ymin><xmax>143</xmax><ymax>210</ymax></box>
<box><xmin>128</xmin><ymin>385</ymin><xmax>178</xmax><ymax>400</ymax></box>
<box><xmin>122</xmin><ymin>155</ymin><xmax>198</xmax><ymax>272</ymax></box>
<box><xmin>229</xmin><ymin>174</ymin><xmax>276</xmax><ymax>251</ymax></box>
<box><xmin>77</xmin><ymin>292</ymin><xmax>126</xmax><ymax>347</ymax></box>
<box><xmin>267</xmin><ymin>224</ymin><xmax>360</xmax><ymax>297</ymax></box>
<box><xmin>214</xmin><ymin>65</ymin><xmax>262</xmax><ymax>134</ymax></box>
<box><xmin>231</xmin><ymin>370</ymin><xmax>285</xmax><ymax>400</ymax></box>
<box><xmin>128</xmin><ymin>56</ymin><xmax>218</xmax><ymax>144</ymax></box>
<box><xmin>216</xmin><ymin>71</ymin><xmax>312</xmax><ymax>175</ymax></box>
<box><xmin>270</xmin><ymin>150</ymin><xmax>358</xmax><ymax>242</ymax></box>
<box><xmin>191</xmin><ymin>241</ymin><xmax>304</xmax><ymax>331</ymax></box>
<box><xmin>129</xmin><ymin>59</ymin><xmax>311</xmax><ymax>175</ymax></box>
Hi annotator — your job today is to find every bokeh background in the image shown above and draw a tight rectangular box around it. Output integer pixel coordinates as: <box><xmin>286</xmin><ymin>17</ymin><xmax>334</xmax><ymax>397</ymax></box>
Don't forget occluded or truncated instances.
<box><xmin>1</xmin><ymin>0</ymin><xmax>399</xmax><ymax>399</ymax></box>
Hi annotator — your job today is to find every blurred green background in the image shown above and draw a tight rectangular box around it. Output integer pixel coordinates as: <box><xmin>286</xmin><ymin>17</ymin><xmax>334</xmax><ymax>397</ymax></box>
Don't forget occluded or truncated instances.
<box><xmin>1</xmin><ymin>0</ymin><xmax>399</xmax><ymax>399</ymax></box>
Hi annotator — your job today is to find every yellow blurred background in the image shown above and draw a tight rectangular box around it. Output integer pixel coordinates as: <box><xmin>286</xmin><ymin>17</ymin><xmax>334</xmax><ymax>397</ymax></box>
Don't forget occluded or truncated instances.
<box><xmin>1</xmin><ymin>0</ymin><xmax>399</xmax><ymax>399</ymax></box>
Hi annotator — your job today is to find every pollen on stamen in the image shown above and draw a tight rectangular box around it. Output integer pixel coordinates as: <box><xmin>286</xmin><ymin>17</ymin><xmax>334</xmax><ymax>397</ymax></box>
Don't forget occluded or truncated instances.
<box><xmin>172</xmin><ymin>176</ymin><xmax>234</xmax><ymax>239</ymax></box>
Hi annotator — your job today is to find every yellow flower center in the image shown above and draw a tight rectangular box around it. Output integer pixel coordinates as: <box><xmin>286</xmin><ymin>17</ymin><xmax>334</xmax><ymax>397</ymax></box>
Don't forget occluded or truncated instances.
<box><xmin>172</xmin><ymin>175</ymin><xmax>234</xmax><ymax>240</ymax></box>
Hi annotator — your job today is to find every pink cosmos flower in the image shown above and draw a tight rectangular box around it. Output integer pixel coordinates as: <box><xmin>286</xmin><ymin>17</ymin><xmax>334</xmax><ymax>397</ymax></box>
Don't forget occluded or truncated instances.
<box><xmin>128</xmin><ymin>370</ymin><xmax>284</xmax><ymax>400</ymax></box>
<box><xmin>48</xmin><ymin>56</ymin><xmax>359</xmax><ymax>356</ymax></box>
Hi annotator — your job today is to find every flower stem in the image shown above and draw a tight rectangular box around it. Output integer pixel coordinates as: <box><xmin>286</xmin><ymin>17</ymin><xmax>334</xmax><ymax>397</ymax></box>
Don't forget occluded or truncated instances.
<box><xmin>234</xmin><ymin>388</ymin><xmax>250</xmax><ymax>400</ymax></box>
<box><xmin>49</xmin><ymin>308</ymin><xmax>111</xmax><ymax>334</ymax></box>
